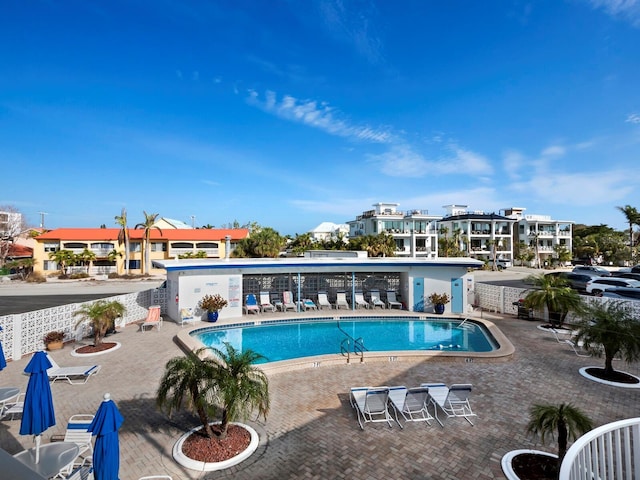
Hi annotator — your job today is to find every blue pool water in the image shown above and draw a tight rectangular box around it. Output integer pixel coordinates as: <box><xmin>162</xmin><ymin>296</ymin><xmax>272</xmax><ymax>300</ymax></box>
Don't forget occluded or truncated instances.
<box><xmin>192</xmin><ymin>317</ymin><xmax>498</xmax><ymax>364</ymax></box>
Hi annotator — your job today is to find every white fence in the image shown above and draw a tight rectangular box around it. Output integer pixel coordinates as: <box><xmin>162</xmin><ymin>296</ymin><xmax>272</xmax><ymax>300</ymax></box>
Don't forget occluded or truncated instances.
<box><xmin>0</xmin><ymin>287</ymin><xmax>167</xmax><ymax>362</ymax></box>
<box><xmin>560</xmin><ymin>417</ymin><xmax>640</xmax><ymax>479</ymax></box>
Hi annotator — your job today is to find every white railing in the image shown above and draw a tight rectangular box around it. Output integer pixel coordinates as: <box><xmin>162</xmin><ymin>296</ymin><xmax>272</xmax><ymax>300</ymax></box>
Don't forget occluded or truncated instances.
<box><xmin>560</xmin><ymin>417</ymin><xmax>640</xmax><ymax>479</ymax></box>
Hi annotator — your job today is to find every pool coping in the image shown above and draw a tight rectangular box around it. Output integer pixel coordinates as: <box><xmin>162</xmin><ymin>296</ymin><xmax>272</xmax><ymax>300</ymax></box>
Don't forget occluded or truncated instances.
<box><xmin>175</xmin><ymin>312</ymin><xmax>515</xmax><ymax>374</ymax></box>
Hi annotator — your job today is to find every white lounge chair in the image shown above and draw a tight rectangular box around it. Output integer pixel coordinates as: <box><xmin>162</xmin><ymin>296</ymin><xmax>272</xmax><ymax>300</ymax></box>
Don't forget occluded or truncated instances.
<box><xmin>354</xmin><ymin>291</ymin><xmax>370</xmax><ymax>309</ymax></box>
<box><xmin>46</xmin><ymin>353</ymin><xmax>101</xmax><ymax>385</ymax></box>
<box><xmin>141</xmin><ymin>305</ymin><xmax>162</xmax><ymax>331</ymax></box>
<box><xmin>243</xmin><ymin>294</ymin><xmax>261</xmax><ymax>315</ymax></box>
<box><xmin>317</xmin><ymin>292</ymin><xmax>334</xmax><ymax>310</ymax></box>
<box><xmin>565</xmin><ymin>339</ymin><xmax>592</xmax><ymax>357</ymax></box>
<box><xmin>281</xmin><ymin>291</ymin><xmax>297</xmax><ymax>312</ymax></box>
<box><xmin>63</xmin><ymin>414</ymin><xmax>94</xmax><ymax>469</ymax></box>
<box><xmin>259</xmin><ymin>292</ymin><xmax>276</xmax><ymax>312</ymax></box>
<box><xmin>349</xmin><ymin>387</ymin><xmax>393</xmax><ymax>430</ymax></box>
<box><xmin>422</xmin><ymin>382</ymin><xmax>476</xmax><ymax>426</ymax></box>
<box><xmin>1</xmin><ymin>391</ymin><xmax>24</xmax><ymax>420</ymax></box>
<box><xmin>369</xmin><ymin>289</ymin><xmax>386</xmax><ymax>309</ymax></box>
<box><xmin>335</xmin><ymin>291</ymin><xmax>350</xmax><ymax>310</ymax></box>
<box><xmin>386</xmin><ymin>290</ymin><xmax>403</xmax><ymax>309</ymax></box>
<box><xmin>179</xmin><ymin>308</ymin><xmax>197</xmax><ymax>327</ymax></box>
<box><xmin>300</xmin><ymin>298</ymin><xmax>318</xmax><ymax>311</ymax></box>
<box><xmin>388</xmin><ymin>386</ymin><xmax>433</xmax><ymax>427</ymax></box>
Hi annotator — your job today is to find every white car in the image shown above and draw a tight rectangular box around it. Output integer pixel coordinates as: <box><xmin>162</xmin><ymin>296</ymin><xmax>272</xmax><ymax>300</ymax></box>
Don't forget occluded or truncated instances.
<box><xmin>585</xmin><ymin>278</ymin><xmax>640</xmax><ymax>296</ymax></box>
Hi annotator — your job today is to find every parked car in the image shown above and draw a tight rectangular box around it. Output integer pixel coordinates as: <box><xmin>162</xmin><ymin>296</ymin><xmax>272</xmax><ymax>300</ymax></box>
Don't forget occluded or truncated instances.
<box><xmin>545</xmin><ymin>271</ymin><xmax>600</xmax><ymax>292</ymax></box>
<box><xmin>601</xmin><ymin>287</ymin><xmax>640</xmax><ymax>301</ymax></box>
<box><xmin>610</xmin><ymin>271</ymin><xmax>640</xmax><ymax>281</ymax></box>
<box><xmin>631</xmin><ymin>265</ymin><xmax>640</xmax><ymax>274</ymax></box>
<box><xmin>495</xmin><ymin>258</ymin><xmax>511</xmax><ymax>271</ymax></box>
<box><xmin>572</xmin><ymin>266</ymin><xmax>612</xmax><ymax>277</ymax></box>
<box><xmin>585</xmin><ymin>278</ymin><xmax>640</xmax><ymax>296</ymax></box>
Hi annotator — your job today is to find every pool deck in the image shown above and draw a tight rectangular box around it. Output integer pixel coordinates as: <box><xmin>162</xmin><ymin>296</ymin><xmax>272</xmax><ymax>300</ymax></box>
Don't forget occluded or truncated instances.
<box><xmin>2</xmin><ymin>309</ymin><xmax>640</xmax><ymax>479</ymax></box>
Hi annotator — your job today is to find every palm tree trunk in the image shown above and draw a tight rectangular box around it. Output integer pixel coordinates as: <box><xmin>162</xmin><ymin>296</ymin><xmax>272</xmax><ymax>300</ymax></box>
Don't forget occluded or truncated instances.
<box><xmin>219</xmin><ymin>409</ymin><xmax>229</xmax><ymax>439</ymax></box>
<box><xmin>604</xmin><ymin>354</ymin><xmax>615</xmax><ymax>376</ymax></box>
<box><xmin>557</xmin><ymin>419</ymin><xmax>568</xmax><ymax>474</ymax></box>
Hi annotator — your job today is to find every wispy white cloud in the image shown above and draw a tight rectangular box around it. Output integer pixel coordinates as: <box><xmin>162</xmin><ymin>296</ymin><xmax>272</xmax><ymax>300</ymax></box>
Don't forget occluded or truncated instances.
<box><xmin>503</xmin><ymin>149</ymin><xmax>526</xmax><ymax>181</ymax></box>
<box><xmin>586</xmin><ymin>0</ymin><xmax>640</xmax><ymax>27</ymax></box>
<box><xmin>541</xmin><ymin>145</ymin><xmax>566</xmax><ymax>157</ymax></box>
<box><xmin>247</xmin><ymin>89</ymin><xmax>393</xmax><ymax>143</ymax></box>
<box><xmin>627</xmin><ymin>113</ymin><xmax>640</xmax><ymax>123</ymax></box>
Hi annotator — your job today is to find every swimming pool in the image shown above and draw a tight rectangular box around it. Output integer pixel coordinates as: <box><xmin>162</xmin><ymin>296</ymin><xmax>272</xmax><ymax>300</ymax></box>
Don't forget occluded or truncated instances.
<box><xmin>191</xmin><ymin>317</ymin><xmax>499</xmax><ymax>364</ymax></box>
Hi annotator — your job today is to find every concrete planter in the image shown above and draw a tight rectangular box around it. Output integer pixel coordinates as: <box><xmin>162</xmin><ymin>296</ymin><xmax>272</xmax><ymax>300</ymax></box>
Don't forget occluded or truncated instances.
<box><xmin>501</xmin><ymin>449</ymin><xmax>557</xmax><ymax>480</ymax></box>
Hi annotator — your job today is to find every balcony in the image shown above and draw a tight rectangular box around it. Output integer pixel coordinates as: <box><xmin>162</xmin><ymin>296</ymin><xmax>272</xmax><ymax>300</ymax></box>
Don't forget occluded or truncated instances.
<box><xmin>169</xmin><ymin>248</ymin><xmax>220</xmax><ymax>258</ymax></box>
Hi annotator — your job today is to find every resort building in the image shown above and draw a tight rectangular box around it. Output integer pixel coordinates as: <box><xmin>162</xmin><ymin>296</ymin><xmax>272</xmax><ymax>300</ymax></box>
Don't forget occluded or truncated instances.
<box><xmin>503</xmin><ymin>207</ymin><xmax>573</xmax><ymax>266</ymax></box>
<box><xmin>437</xmin><ymin>205</ymin><xmax>517</xmax><ymax>265</ymax></box>
<box><xmin>346</xmin><ymin>203</ymin><xmax>441</xmax><ymax>258</ymax></box>
<box><xmin>32</xmin><ymin>227</ymin><xmax>249</xmax><ymax>276</ymax></box>
<box><xmin>308</xmin><ymin>222</ymin><xmax>350</xmax><ymax>242</ymax></box>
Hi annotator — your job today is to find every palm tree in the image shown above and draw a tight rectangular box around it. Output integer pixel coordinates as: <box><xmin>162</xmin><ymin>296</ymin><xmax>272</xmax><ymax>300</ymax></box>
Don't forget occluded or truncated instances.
<box><xmin>115</xmin><ymin>208</ymin><xmax>130</xmax><ymax>275</ymax></box>
<box><xmin>523</xmin><ymin>274</ymin><xmax>584</xmax><ymax>327</ymax></box>
<box><xmin>573</xmin><ymin>299</ymin><xmax>640</xmax><ymax>378</ymax></box>
<box><xmin>156</xmin><ymin>344</ymin><xmax>269</xmax><ymax>440</ymax></box>
<box><xmin>527</xmin><ymin>403</ymin><xmax>593</xmax><ymax>471</ymax></box>
<box><xmin>48</xmin><ymin>249</ymin><xmax>75</xmax><ymax>276</ymax></box>
<box><xmin>135</xmin><ymin>211</ymin><xmax>162</xmax><ymax>275</ymax></box>
<box><xmin>616</xmin><ymin>205</ymin><xmax>639</xmax><ymax>262</ymax></box>
<box><xmin>73</xmin><ymin>300</ymin><xmax>126</xmax><ymax>346</ymax></box>
<box><xmin>78</xmin><ymin>247</ymin><xmax>96</xmax><ymax>275</ymax></box>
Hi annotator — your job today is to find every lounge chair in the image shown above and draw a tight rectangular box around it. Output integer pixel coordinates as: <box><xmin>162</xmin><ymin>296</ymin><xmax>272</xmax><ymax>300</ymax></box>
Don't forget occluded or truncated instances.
<box><xmin>1</xmin><ymin>391</ymin><xmax>24</xmax><ymax>420</ymax></box>
<box><xmin>46</xmin><ymin>353</ymin><xmax>101</xmax><ymax>385</ymax></box>
<box><xmin>300</xmin><ymin>298</ymin><xmax>318</xmax><ymax>311</ymax></box>
<box><xmin>565</xmin><ymin>339</ymin><xmax>592</xmax><ymax>357</ymax></box>
<box><xmin>62</xmin><ymin>414</ymin><xmax>94</xmax><ymax>469</ymax></box>
<box><xmin>141</xmin><ymin>305</ymin><xmax>162</xmax><ymax>331</ymax></box>
<box><xmin>369</xmin><ymin>289</ymin><xmax>386</xmax><ymax>309</ymax></box>
<box><xmin>354</xmin><ymin>291</ymin><xmax>370</xmax><ymax>309</ymax></box>
<box><xmin>422</xmin><ymin>382</ymin><xmax>476</xmax><ymax>426</ymax></box>
<box><xmin>281</xmin><ymin>291</ymin><xmax>297</xmax><ymax>312</ymax></box>
<box><xmin>243</xmin><ymin>294</ymin><xmax>261</xmax><ymax>315</ymax></box>
<box><xmin>335</xmin><ymin>291</ymin><xmax>350</xmax><ymax>310</ymax></box>
<box><xmin>349</xmin><ymin>387</ymin><xmax>393</xmax><ymax>429</ymax></box>
<box><xmin>317</xmin><ymin>292</ymin><xmax>334</xmax><ymax>310</ymax></box>
<box><xmin>388</xmin><ymin>386</ymin><xmax>433</xmax><ymax>427</ymax></box>
<box><xmin>259</xmin><ymin>292</ymin><xmax>276</xmax><ymax>312</ymax></box>
<box><xmin>179</xmin><ymin>307</ymin><xmax>197</xmax><ymax>327</ymax></box>
<box><xmin>386</xmin><ymin>290</ymin><xmax>403</xmax><ymax>309</ymax></box>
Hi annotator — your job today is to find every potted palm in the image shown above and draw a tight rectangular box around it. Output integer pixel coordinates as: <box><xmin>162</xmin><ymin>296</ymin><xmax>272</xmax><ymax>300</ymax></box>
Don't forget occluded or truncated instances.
<box><xmin>199</xmin><ymin>294</ymin><xmax>228</xmax><ymax>322</ymax></box>
<box><xmin>156</xmin><ymin>343</ymin><xmax>269</xmax><ymax>471</ymax></box>
<box><xmin>428</xmin><ymin>292</ymin><xmax>450</xmax><ymax>314</ymax></box>
<box><xmin>44</xmin><ymin>331</ymin><xmax>65</xmax><ymax>350</ymax></box>
<box><xmin>502</xmin><ymin>403</ymin><xmax>593</xmax><ymax>480</ymax></box>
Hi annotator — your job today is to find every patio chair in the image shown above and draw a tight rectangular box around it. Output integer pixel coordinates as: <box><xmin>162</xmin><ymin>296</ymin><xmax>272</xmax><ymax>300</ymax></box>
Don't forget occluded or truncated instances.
<box><xmin>335</xmin><ymin>291</ymin><xmax>350</xmax><ymax>310</ymax></box>
<box><xmin>259</xmin><ymin>291</ymin><xmax>276</xmax><ymax>312</ymax></box>
<box><xmin>1</xmin><ymin>391</ymin><xmax>24</xmax><ymax>420</ymax></box>
<box><xmin>354</xmin><ymin>291</ymin><xmax>370</xmax><ymax>309</ymax></box>
<box><xmin>565</xmin><ymin>339</ymin><xmax>592</xmax><ymax>357</ymax></box>
<box><xmin>300</xmin><ymin>298</ymin><xmax>318</xmax><ymax>311</ymax></box>
<box><xmin>422</xmin><ymin>382</ymin><xmax>476</xmax><ymax>426</ymax></box>
<box><xmin>62</xmin><ymin>414</ymin><xmax>94</xmax><ymax>469</ymax></box>
<box><xmin>179</xmin><ymin>307</ymin><xmax>197</xmax><ymax>327</ymax></box>
<box><xmin>140</xmin><ymin>305</ymin><xmax>163</xmax><ymax>331</ymax></box>
<box><xmin>317</xmin><ymin>292</ymin><xmax>334</xmax><ymax>310</ymax></box>
<box><xmin>386</xmin><ymin>290</ymin><xmax>403</xmax><ymax>309</ymax></box>
<box><xmin>349</xmin><ymin>387</ymin><xmax>393</xmax><ymax>430</ymax></box>
<box><xmin>46</xmin><ymin>353</ymin><xmax>101</xmax><ymax>385</ymax></box>
<box><xmin>281</xmin><ymin>291</ymin><xmax>297</xmax><ymax>312</ymax></box>
<box><xmin>243</xmin><ymin>294</ymin><xmax>261</xmax><ymax>315</ymax></box>
<box><xmin>387</xmin><ymin>386</ymin><xmax>433</xmax><ymax>427</ymax></box>
<box><xmin>369</xmin><ymin>289</ymin><xmax>386</xmax><ymax>309</ymax></box>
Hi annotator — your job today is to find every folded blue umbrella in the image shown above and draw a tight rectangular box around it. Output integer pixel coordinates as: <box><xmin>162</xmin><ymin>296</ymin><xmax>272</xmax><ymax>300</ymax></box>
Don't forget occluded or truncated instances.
<box><xmin>20</xmin><ymin>351</ymin><xmax>56</xmax><ymax>463</ymax></box>
<box><xmin>89</xmin><ymin>393</ymin><xmax>124</xmax><ymax>480</ymax></box>
<box><xmin>0</xmin><ymin>326</ymin><xmax>6</xmax><ymax>370</ymax></box>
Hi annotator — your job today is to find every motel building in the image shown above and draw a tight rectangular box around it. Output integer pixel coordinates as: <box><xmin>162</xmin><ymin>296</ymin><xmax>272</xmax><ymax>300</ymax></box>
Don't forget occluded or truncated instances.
<box><xmin>154</xmin><ymin>251</ymin><xmax>483</xmax><ymax>323</ymax></box>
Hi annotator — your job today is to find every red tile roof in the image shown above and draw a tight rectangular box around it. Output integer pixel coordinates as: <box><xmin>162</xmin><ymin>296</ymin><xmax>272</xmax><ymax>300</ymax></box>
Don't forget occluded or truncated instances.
<box><xmin>36</xmin><ymin>228</ymin><xmax>249</xmax><ymax>241</ymax></box>
<box><xmin>8</xmin><ymin>244</ymin><xmax>33</xmax><ymax>258</ymax></box>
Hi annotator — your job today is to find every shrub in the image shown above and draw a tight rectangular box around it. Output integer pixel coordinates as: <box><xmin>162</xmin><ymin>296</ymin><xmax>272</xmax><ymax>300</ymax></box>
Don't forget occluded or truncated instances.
<box><xmin>428</xmin><ymin>292</ymin><xmax>450</xmax><ymax>305</ymax></box>
<box><xmin>44</xmin><ymin>331</ymin><xmax>65</xmax><ymax>343</ymax></box>
<box><xmin>26</xmin><ymin>272</ymin><xmax>46</xmax><ymax>283</ymax></box>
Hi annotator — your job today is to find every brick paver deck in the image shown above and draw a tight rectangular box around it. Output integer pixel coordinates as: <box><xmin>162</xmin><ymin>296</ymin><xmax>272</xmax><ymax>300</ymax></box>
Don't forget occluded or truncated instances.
<box><xmin>2</xmin><ymin>311</ymin><xmax>639</xmax><ymax>479</ymax></box>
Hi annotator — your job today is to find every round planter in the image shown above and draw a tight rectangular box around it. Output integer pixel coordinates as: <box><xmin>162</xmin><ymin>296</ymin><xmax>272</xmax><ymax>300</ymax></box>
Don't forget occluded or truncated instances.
<box><xmin>46</xmin><ymin>340</ymin><xmax>64</xmax><ymax>351</ymax></box>
<box><xmin>434</xmin><ymin>304</ymin><xmax>445</xmax><ymax>314</ymax></box>
<box><xmin>71</xmin><ymin>341</ymin><xmax>122</xmax><ymax>357</ymax></box>
<box><xmin>578</xmin><ymin>366</ymin><xmax>640</xmax><ymax>389</ymax></box>
<box><xmin>501</xmin><ymin>449</ymin><xmax>558</xmax><ymax>480</ymax></box>
<box><xmin>173</xmin><ymin>422</ymin><xmax>259</xmax><ymax>472</ymax></box>
<box><xmin>207</xmin><ymin>311</ymin><xmax>219</xmax><ymax>322</ymax></box>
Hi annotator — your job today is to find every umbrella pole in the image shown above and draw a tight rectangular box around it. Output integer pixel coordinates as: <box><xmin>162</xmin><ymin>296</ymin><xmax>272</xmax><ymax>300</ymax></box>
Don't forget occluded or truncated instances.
<box><xmin>35</xmin><ymin>435</ymin><xmax>41</xmax><ymax>464</ymax></box>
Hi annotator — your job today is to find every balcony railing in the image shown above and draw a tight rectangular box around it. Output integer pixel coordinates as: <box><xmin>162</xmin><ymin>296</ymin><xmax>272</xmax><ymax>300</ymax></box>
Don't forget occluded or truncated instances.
<box><xmin>169</xmin><ymin>248</ymin><xmax>220</xmax><ymax>258</ymax></box>
<box><xmin>560</xmin><ymin>417</ymin><xmax>640</xmax><ymax>479</ymax></box>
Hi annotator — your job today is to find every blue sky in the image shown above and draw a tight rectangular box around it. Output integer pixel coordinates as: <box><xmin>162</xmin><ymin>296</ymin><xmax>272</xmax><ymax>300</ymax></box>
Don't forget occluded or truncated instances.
<box><xmin>2</xmin><ymin>0</ymin><xmax>640</xmax><ymax>235</ymax></box>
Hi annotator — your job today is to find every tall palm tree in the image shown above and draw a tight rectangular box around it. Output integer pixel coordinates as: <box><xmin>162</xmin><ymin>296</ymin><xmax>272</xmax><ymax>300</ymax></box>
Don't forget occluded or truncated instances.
<box><xmin>48</xmin><ymin>249</ymin><xmax>75</xmax><ymax>276</ymax></box>
<box><xmin>616</xmin><ymin>204</ymin><xmax>639</xmax><ymax>262</ymax></box>
<box><xmin>523</xmin><ymin>274</ymin><xmax>584</xmax><ymax>327</ymax></box>
<box><xmin>135</xmin><ymin>211</ymin><xmax>162</xmax><ymax>275</ymax></box>
<box><xmin>115</xmin><ymin>208</ymin><xmax>130</xmax><ymax>275</ymax></box>
<box><xmin>78</xmin><ymin>247</ymin><xmax>96</xmax><ymax>275</ymax></box>
<box><xmin>527</xmin><ymin>403</ymin><xmax>593</xmax><ymax>471</ymax></box>
<box><xmin>73</xmin><ymin>300</ymin><xmax>126</xmax><ymax>346</ymax></box>
<box><xmin>573</xmin><ymin>299</ymin><xmax>640</xmax><ymax>377</ymax></box>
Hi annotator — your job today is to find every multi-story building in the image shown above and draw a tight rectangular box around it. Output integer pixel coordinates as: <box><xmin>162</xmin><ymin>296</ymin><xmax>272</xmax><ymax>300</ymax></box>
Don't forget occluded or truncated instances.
<box><xmin>437</xmin><ymin>205</ymin><xmax>516</xmax><ymax>264</ymax></box>
<box><xmin>33</xmin><ymin>227</ymin><xmax>249</xmax><ymax>276</ymax></box>
<box><xmin>308</xmin><ymin>222</ymin><xmax>350</xmax><ymax>242</ymax></box>
<box><xmin>346</xmin><ymin>203</ymin><xmax>440</xmax><ymax>258</ymax></box>
<box><xmin>503</xmin><ymin>207</ymin><xmax>573</xmax><ymax>266</ymax></box>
